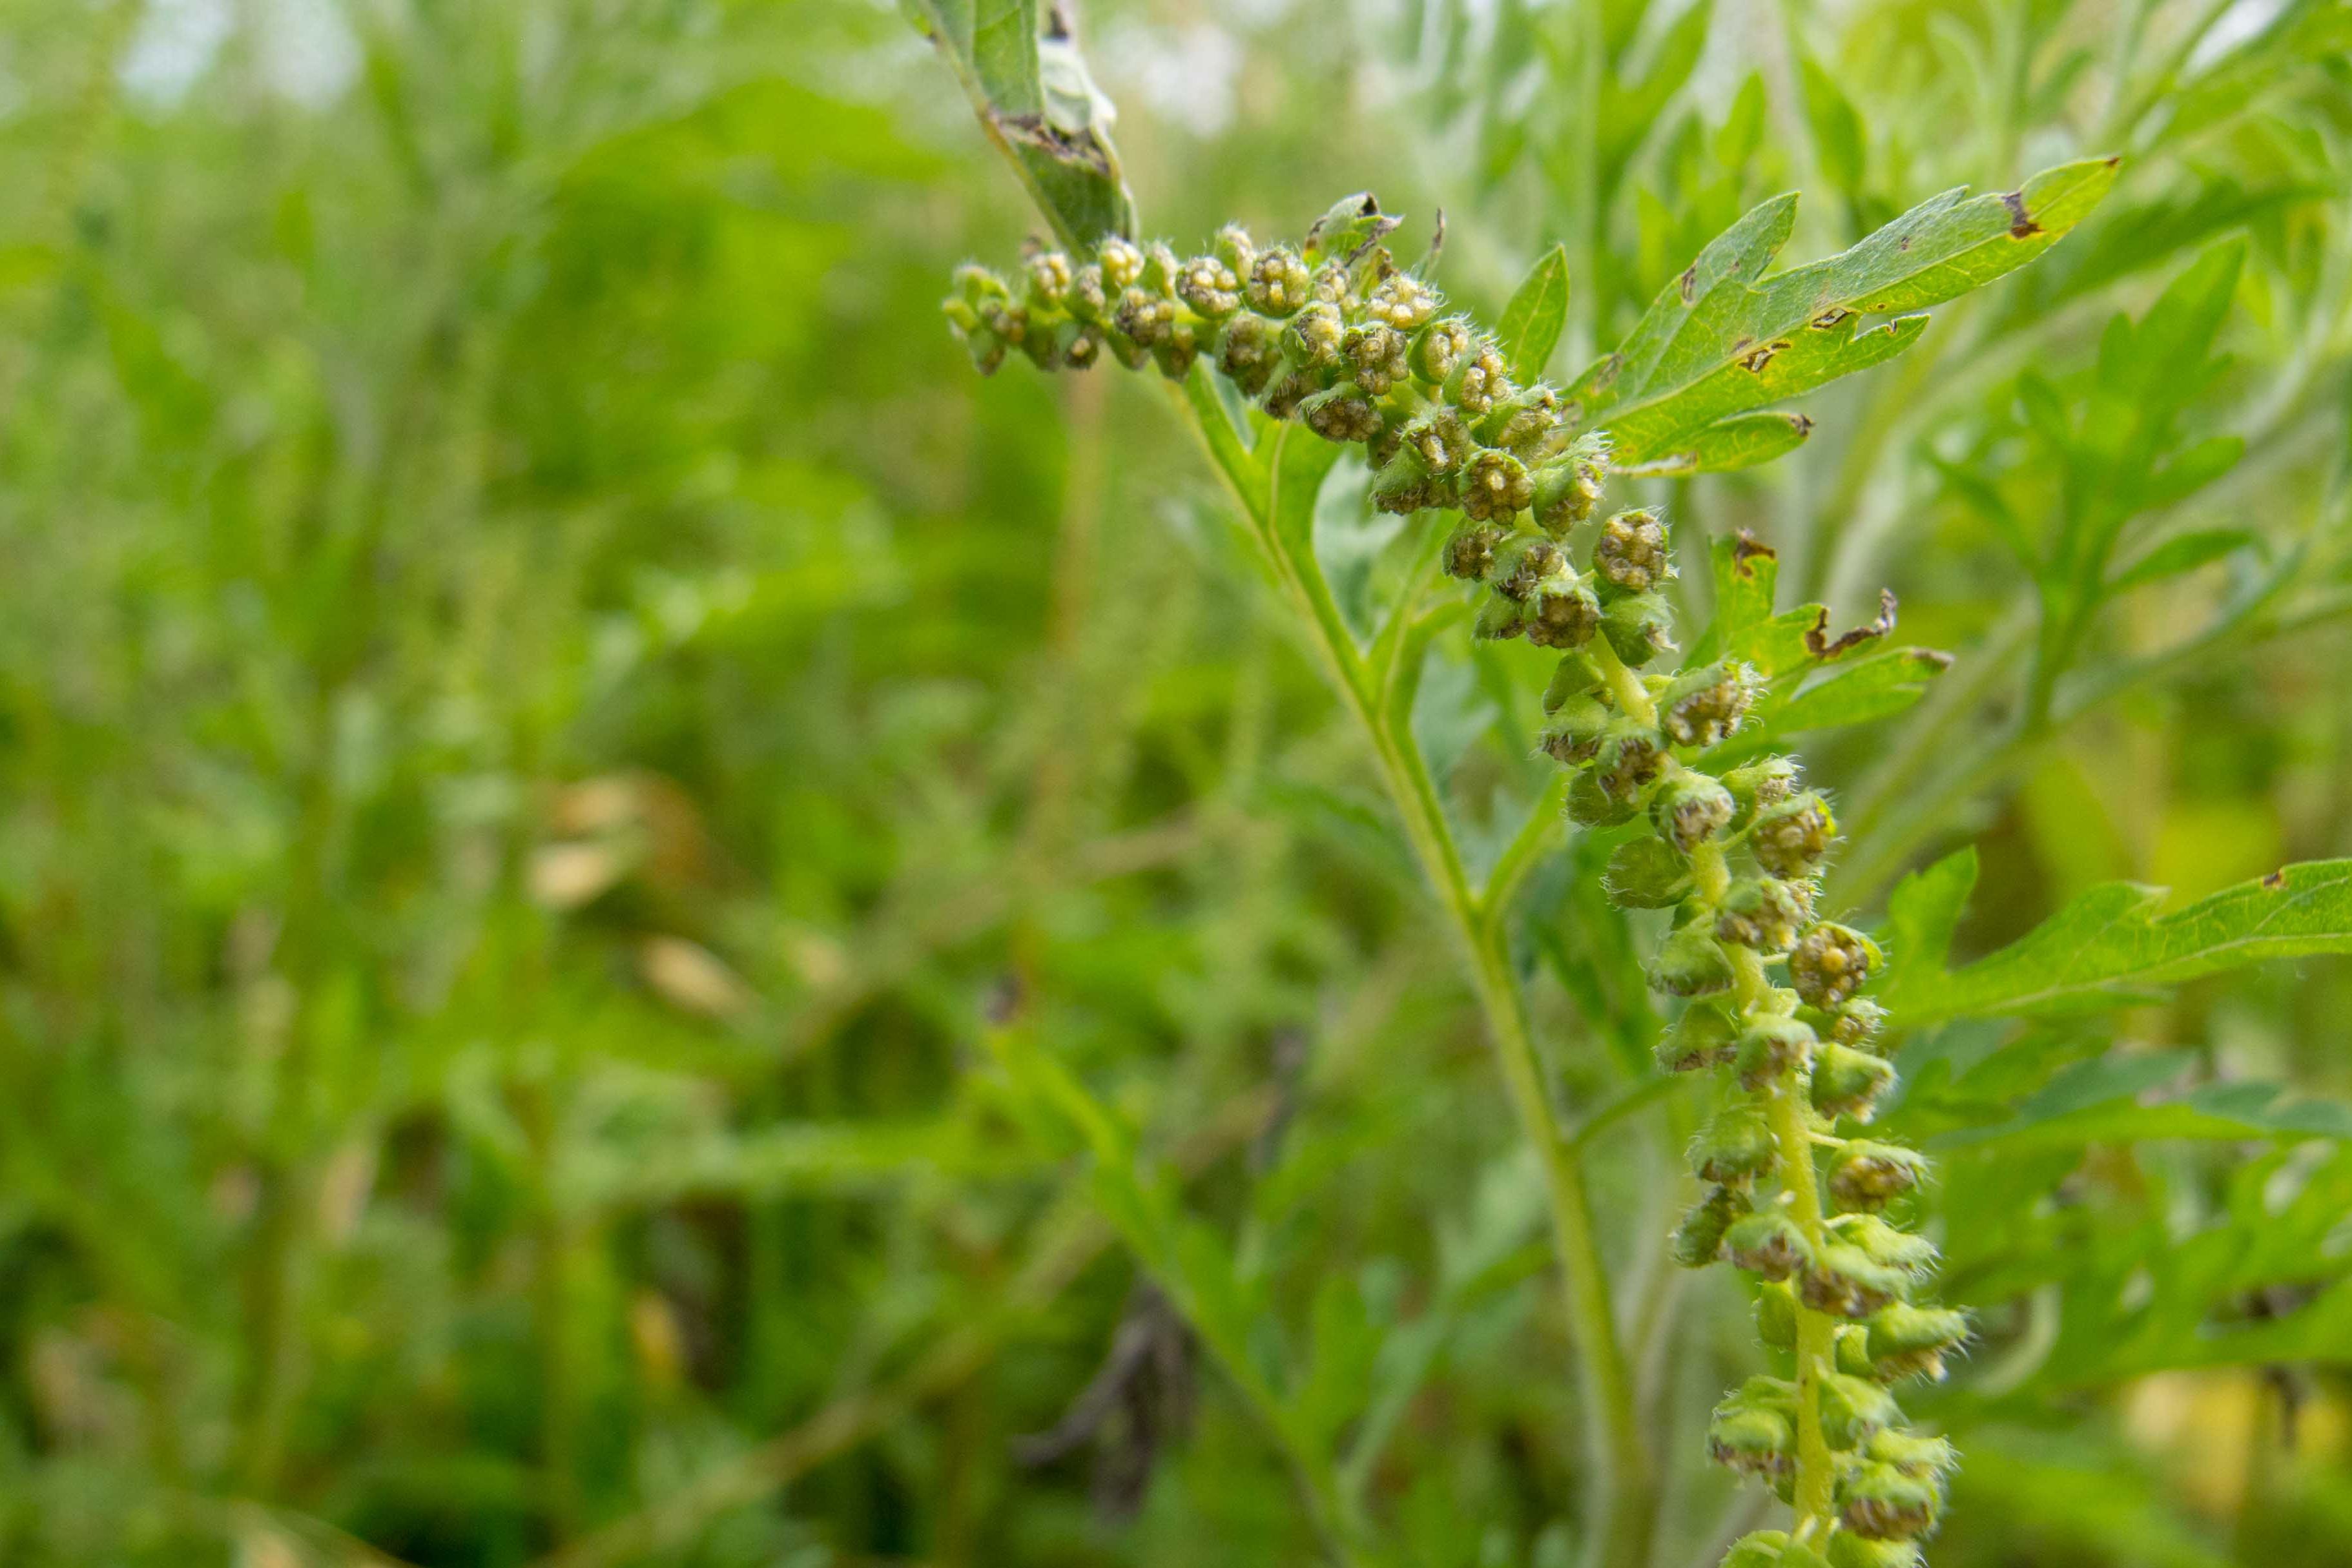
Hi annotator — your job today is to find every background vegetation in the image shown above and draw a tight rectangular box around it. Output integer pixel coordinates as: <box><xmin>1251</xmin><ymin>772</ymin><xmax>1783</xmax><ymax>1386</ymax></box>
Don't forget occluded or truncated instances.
<box><xmin>1</xmin><ymin>1</ymin><xmax>2349</xmax><ymax>1565</ymax></box>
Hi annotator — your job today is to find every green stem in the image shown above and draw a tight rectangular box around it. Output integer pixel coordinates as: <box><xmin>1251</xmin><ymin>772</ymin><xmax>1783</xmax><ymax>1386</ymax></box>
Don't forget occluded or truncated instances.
<box><xmin>1171</xmin><ymin>389</ymin><xmax>1656</xmax><ymax>1568</ymax></box>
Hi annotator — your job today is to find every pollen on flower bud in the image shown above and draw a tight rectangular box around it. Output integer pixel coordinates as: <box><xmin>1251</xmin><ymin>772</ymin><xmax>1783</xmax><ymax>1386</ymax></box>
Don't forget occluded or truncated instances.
<box><xmin>1600</xmin><ymin>590</ymin><xmax>1676</xmax><ymax>667</ymax></box>
<box><xmin>1542</xmin><ymin>694</ymin><xmax>1613</xmax><ymax>767</ymax></box>
<box><xmin>1839</xmin><ymin>1461</ymin><xmax>1943</xmax><ymax>1540</ymax></box>
<box><xmin>1653</xmin><ymin>773</ymin><xmax>1735</xmax><ymax>854</ymax></box>
<box><xmin>1811</xmin><ymin>1042</ymin><xmax>1895</xmax><ymax>1119</ymax></box>
<box><xmin>1343</xmin><ymin>322</ymin><xmax>1411</xmax><ymax>393</ymax></box>
<box><xmin>1300</xmin><ymin>384</ymin><xmax>1383</xmax><ymax>444</ymax></box>
<box><xmin>1443</xmin><ymin>522</ymin><xmax>1507</xmax><ymax>581</ymax></box>
<box><xmin>1828</xmin><ymin>998</ymin><xmax>1892</xmax><ymax>1052</ymax></box>
<box><xmin>1461</xmin><ymin>448</ymin><xmax>1534</xmax><ymax>521</ymax></box>
<box><xmin>1734</xmin><ymin>1016</ymin><xmax>1817</xmax><ymax>1090</ymax></box>
<box><xmin>1652</xmin><ymin>922</ymin><xmax>1735</xmax><ymax>996</ymax></box>
<box><xmin>1283</xmin><ymin>300</ymin><xmax>1347</xmax><ymax>369</ymax></box>
<box><xmin>1216</xmin><ymin>313</ymin><xmax>1281</xmax><ymax>395</ymax></box>
<box><xmin>1591</xmin><ymin>721</ymin><xmax>1666</xmax><ymax>801</ymax></box>
<box><xmin>1151</xmin><ymin>325</ymin><xmax>1199</xmax><ymax>380</ymax></box>
<box><xmin>1593</xmin><ymin>508</ymin><xmax>1673</xmax><ymax>595</ymax></box>
<box><xmin>1246</xmin><ymin>246</ymin><xmax>1312</xmax><ymax>315</ymax></box>
<box><xmin>1673</xmin><ymin>1183</ymin><xmax>1749</xmax><ymax>1267</ymax></box>
<box><xmin>1098</xmin><ymin>236</ymin><xmax>1145</xmax><ymax>290</ymax></box>
<box><xmin>1480</xmin><ymin>387</ymin><xmax>1567</xmax><ymax>461</ymax></box>
<box><xmin>1715</xmin><ymin>877</ymin><xmax>1814</xmax><ymax>951</ymax></box>
<box><xmin>1177</xmin><ymin>254</ymin><xmax>1243</xmax><ymax>318</ymax></box>
<box><xmin>1724</xmin><ymin>1211</ymin><xmax>1813</xmax><ymax>1281</ymax></box>
<box><xmin>1410</xmin><ymin>317</ymin><xmax>1472</xmax><ymax>384</ymax></box>
<box><xmin>1866</xmin><ymin>1304</ymin><xmax>1972</xmax><ymax>1381</ymax></box>
<box><xmin>1367</xmin><ymin>273</ymin><xmax>1438</xmax><ymax>331</ymax></box>
<box><xmin>1655</xmin><ymin>996</ymin><xmax>1738</xmax><ymax>1069</ymax></box>
<box><xmin>1690</xmin><ymin>1096</ymin><xmax>1777</xmax><ymax>1184</ymax></box>
<box><xmin>1661</xmin><ymin>663</ymin><xmax>1759</xmax><ymax>747</ymax></box>
<box><xmin>1828</xmin><ymin>1140</ymin><xmax>1928</xmax><ymax>1212</ymax></box>
<box><xmin>1113</xmin><ymin>285</ymin><xmax>1177</xmax><ymax>347</ymax></box>
<box><xmin>1790</xmin><ymin>922</ymin><xmax>1881</xmax><ymax>1009</ymax></box>
<box><xmin>1819</xmin><ymin>1372</ymin><xmax>1903</xmax><ymax>1450</ymax></box>
<box><xmin>1527</xmin><ymin>576</ymin><xmax>1601</xmax><ymax>648</ymax></box>
<box><xmin>1025</xmin><ymin>248</ymin><xmax>1074</xmax><ymax>307</ymax></box>
<box><xmin>1309</xmin><ymin>260</ymin><xmax>1357</xmax><ymax>309</ymax></box>
<box><xmin>1749</xmin><ymin>792</ymin><xmax>1837</xmax><ymax>877</ymax></box>
<box><xmin>1532</xmin><ymin>444</ymin><xmax>1609</xmax><ymax>535</ymax></box>
<box><xmin>1445</xmin><ymin>338</ymin><xmax>1513</xmax><ymax>414</ymax></box>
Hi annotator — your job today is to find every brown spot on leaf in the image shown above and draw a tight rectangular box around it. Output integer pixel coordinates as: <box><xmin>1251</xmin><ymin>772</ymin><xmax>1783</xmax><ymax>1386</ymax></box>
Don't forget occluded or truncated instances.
<box><xmin>1806</xmin><ymin>588</ymin><xmax>1899</xmax><ymax>659</ymax></box>
<box><xmin>990</xmin><ymin>110</ymin><xmax>1117</xmax><ymax>178</ymax></box>
<box><xmin>1679</xmin><ymin>266</ymin><xmax>1699</xmax><ymax>305</ymax></box>
<box><xmin>1739</xmin><ymin>340</ymin><xmax>1789</xmax><ymax>373</ymax></box>
<box><xmin>2263</xmin><ymin>869</ymin><xmax>2287</xmax><ymax>890</ymax></box>
<box><xmin>1733</xmin><ymin>531</ymin><xmax>1777</xmax><ymax>577</ymax></box>
<box><xmin>2002</xmin><ymin>189</ymin><xmax>2043</xmax><ymax>240</ymax></box>
<box><xmin>1912</xmin><ymin>648</ymin><xmax>1956</xmax><ymax>671</ymax></box>
<box><xmin>1810</xmin><ymin>307</ymin><xmax>1852</xmax><ymax>330</ymax></box>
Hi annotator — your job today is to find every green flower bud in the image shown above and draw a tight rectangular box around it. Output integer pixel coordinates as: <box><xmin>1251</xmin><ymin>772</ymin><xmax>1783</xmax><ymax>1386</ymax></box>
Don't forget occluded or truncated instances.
<box><xmin>1733</xmin><ymin>1016</ymin><xmax>1817</xmax><ymax>1091</ymax></box>
<box><xmin>1370</xmin><ymin>455</ymin><xmax>1447</xmax><ymax>515</ymax></box>
<box><xmin>1827</xmin><ymin>1141</ymin><xmax>1928</xmax><ymax>1212</ymax></box>
<box><xmin>1819</xmin><ymin>1372</ymin><xmax>1903</xmax><ymax>1450</ymax></box>
<box><xmin>1722</xmin><ymin>1532</ymin><xmax>1794</xmax><ymax>1568</ymax></box>
<box><xmin>1461</xmin><ymin>447</ymin><xmax>1534</xmax><ymax>521</ymax></box>
<box><xmin>1724</xmin><ymin>1210</ymin><xmax>1813</xmax><ymax>1280</ymax></box>
<box><xmin>1661</xmin><ymin>662</ymin><xmax>1760</xmax><ymax>747</ymax></box>
<box><xmin>1708</xmin><ymin>1400</ymin><xmax>1796</xmax><ymax>1483</ymax></box>
<box><xmin>1526</xmin><ymin>576</ymin><xmax>1601</xmax><ymax>648</ymax></box>
<box><xmin>1177</xmin><ymin>253</ymin><xmax>1243</xmax><ymax>318</ymax></box>
<box><xmin>1567</xmin><ymin>769</ymin><xmax>1640</xmax><ymax>827</ymax></box>
<box><xmin>1541</xmin><ymin>649</ymin><xmax>1607</xmax><ymax>714</ymax></box>
<box><xmin>1723</xmin><ymin>756</ymin><xmax>1802</xmax><ymax>830</ymax></box>
<box><xmin>1600</xmin><ymin>590</ymin><xmax>1676</xmax><ymax>667</ymax></box>
<box><xmin>1800</xmin><ymin>1241</ymin><xmax>1909</xmax><ymax>1319</ymax></box>
<box><xmin>1867</xmin><ymin>1427</ymin><xmax>1959</xmax><ymax>1478</ymax></box>
<box><xmin>1841</xmin><ymin>1215</ymin><xmax>1937</xmax><ymax>1279</ymax></box>
<box><xmin>1309</xmin><ymin>260</ymin><xmax>1357</xmax><ymax>309</ymax></box>
<box><xmin>1810</xmin><ymin>1042</ymin><xmax>1895</xmax><ymax>1120</ymax></box>
<box><xmin>1367</xmin><ymin>273</ymin><xmax>1438</xmax><ymax>331</ymax></box>
<box><xmin>1826</xmin><ymin>1536</ymin><xmax>1921</xmax><ymax>1568</ymax></box>
<box><xmin>1068</xmin><ymin>261</ymin><xmax>1110</xmax><ymax>324</ymax></box>
<box><xmin>1715</xmin><ymin>876</ymin><xmax>1815</xmax><ymax>951</ymax></box>
<box><xmin>1691</xmin><ymin>1096</ymin><xmax>1778</xmax><ymax>1184</ymax></box>
<box><xmin>1610</xmin><ymin>834</ymin><xmax>1697</xmax><ymax>911</ymax></box>
<box><xmin>1400</xmin><ymin>407</ymin><xmax>1475</xmax><ymax>475</ymax></box>
<box><xmin>1300</xmin><ymin>383</ymin><xmax>1383</xmax><ymax>444</ymax></box>
<box><xmin>1215</xmin><ymin>313</ymin><xmax>1281</xmax><ymax>396</ymax></box>
<box><xmin>1443</xmin><ymin>338</ymin><xmax>1513</xmax><ymax>414</ymax></box>
<box><xmin>1672</xmin><ymin>1182</ymin><xmax>1748</xmax><ymax>1267</ymax></box>
<box><xmin>1150</xmin><ymin>324</ymin><xmax>1200</xmax><ymax>380</ymax></box>
<box><xmin>1443</xmin><ymin>522</ymin><xmax>1507</xmax><ymax>580</ymax></box>
<box><xmin>1652</xmin><ymin>922</ymin><xmax>1735</xmax><ymax>997</ymax></box>
<box><xmin>1474</xmin><ymin>590</ymin><xmax>1529</xmax><ymax>641</ymax></box>
<box><xmin>1755</xmin><ymin>1279</ymin><xmax>1799</xmax><ymax>1350</ymax></box>
<box><xmin>1835</xmin><ymin>1321</ymin><xmax>1877</xmax><ymax>1377</ymax></box>
<box><xmin>1592</xmin><ymin>720</ymin><xmax>1667</xmax><ymax>801</ymax></box>
<box><xmin>1097</xmin><ymin>236</ymin><xmax>1146</xmax><ymax>289</ymax></box>
<box><xmin>1410</xmin><ymin>316</ymin><xmax>1472</xmax><ymax>384</ymax></box>
<box><xmin>1750</xmin><ymin>793</ymin><xmax>1837</xmax><ymax>878</ymax></box>
<box><xmin>1213</xmin><ymin>223</ymin><xmax>1255</xmax><ymax>278</ymax></box>
<box><xmin>1492</xmin><ymin>535</ymin><xmax>1565</xmax><ymax>601</ymax></box>
<box><xmin>1839</xmin><ymin>1461</ymin><xmax>1943</xmax><ymax>1541</ymax></box>
<box><xmin>1532</xmin><ymin>444</ymin><xmax>1609</xmax><ymax>535</ymax></box>
<box><xmin>1342</xmin><ymin>322</ymin><xmax>1410</xmax><ymax>393</ymax></box>
<box><xmin>1653</xmin><ymin>772</ymin><xmax>1735</xmax><ymax>854</ymax></box>
<box><xmin>1479</xmin><ymin>386</ymin><xmax>1567</xmax><ymax>460</ymax></box>
<box><xmin>1830</xmin><ymin>998</ymin><xmax>1892</xmax><ymax>1053</ymax></box>
<box><xmin>1594</xmin><ymin>508</ymin><xmax>1672</xmax><ymax>595</ymax></box>
<box><xmin>1790</xmin><ymin>922</ymin><xmax>1881</xmax><ymax>1009</ymax></box>
<box><xmin>1246</xmin><ymin>246</ymin><xmax>1312</xmax><ymax>316</ymax></box>
<box><xmin>1261</xmin><ymin>368</ymin><xmax>1318</xmax><ymax>420</ymax></box>
<box><xmin>1536</xmin><ymin>698</ymin><xmax>1607</xmax><ymax>772</ymax></box>
<box><xmin>1866</xmin><ymin>1304</ymin><xmax>1972</xmax><ymax>1381</ymax></box>
<box><xmin>1284</xmin><ymin>300</ymin><xmax>1347</xmax><ymax>370</ymax></box>
<box><xmin>1657</xmin><ymin>997</ymin><xmax>1739</xmax><ymax>1070</ymax></box>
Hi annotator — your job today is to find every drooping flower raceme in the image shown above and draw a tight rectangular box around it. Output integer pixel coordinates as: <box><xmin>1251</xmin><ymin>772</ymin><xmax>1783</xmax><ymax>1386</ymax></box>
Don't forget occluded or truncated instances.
<box><xmin>947</xmin><ymin>197</ymin><xmax>1965</xmax><ymax>1568</ymax></box>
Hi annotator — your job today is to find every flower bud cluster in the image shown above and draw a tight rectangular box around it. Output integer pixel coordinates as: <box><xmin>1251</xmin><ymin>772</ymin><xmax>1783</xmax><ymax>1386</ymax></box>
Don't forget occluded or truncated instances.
<box><xmin>943</xmin><ymin>197</ymin><xmax>1608</xmax><ymax>542</ymax></box>
<box><xmin>1502</xmin><ymin>487</ymin><xmax>1959</xmax><ymax>1566</ymax></box>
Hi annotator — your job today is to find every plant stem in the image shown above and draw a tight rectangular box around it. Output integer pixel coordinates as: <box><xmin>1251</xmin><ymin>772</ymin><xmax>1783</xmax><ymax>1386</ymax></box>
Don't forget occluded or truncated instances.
<box><xmin>1171</xmin><ymin>392</ymin><xmax>1656</xmax><ymax>1568</ymax></box>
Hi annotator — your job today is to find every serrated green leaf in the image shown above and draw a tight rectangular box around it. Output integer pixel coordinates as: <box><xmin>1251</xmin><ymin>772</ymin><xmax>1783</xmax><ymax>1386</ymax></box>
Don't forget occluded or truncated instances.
<box><xmin>1576</xmin><ymin>157</ymin><xmax>2120</xmax><ymax>464</ymax></box>
<box><xmin>904</xmin><ymin>0</ymin><xmax>1135</xmax><ymax>249</ymax></box>
<box><xmin>1884</xmin><ymin>847</ymin><xmax>1978</xmax><ymax>982</ymax></box>
<box><xmin>1891</xmin><ymin>860</ymin><xmax>2352</xmax><ymax>1027</ymax></box>
<box><xmin>1636</xmin><ymin>409</ymin><xmax>1815</xmax><ymax>474</ymax></box>
<box><xmin>1497</xmin><ymin>244</ymin><xmax>1569</xmax><ymax>383</ymax></box>
<box><xmin>1765</xmin><ymin>645</ymin><xmax>1950</xmax><ymax>734</ymax></box>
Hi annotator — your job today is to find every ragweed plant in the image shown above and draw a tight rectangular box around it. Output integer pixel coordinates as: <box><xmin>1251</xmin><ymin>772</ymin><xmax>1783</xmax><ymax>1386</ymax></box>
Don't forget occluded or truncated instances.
<box><xmin>945</xmin><ymin>203</ymin><xmax>1984</xmax><ymax>1565</ymax></box>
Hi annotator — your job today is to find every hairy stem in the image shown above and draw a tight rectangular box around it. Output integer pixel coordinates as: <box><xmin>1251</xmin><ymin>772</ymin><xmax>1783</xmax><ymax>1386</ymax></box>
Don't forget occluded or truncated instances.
<box><xmin>1173</xmin><ymin>391</ymin><xmax>1656</xmax><ymax>1568</ymax></box>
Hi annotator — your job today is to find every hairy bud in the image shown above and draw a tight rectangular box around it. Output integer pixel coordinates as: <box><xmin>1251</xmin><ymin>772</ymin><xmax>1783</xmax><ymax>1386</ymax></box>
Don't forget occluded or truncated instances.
<box><xmin>1651</xmin><ymin>772</ymin><xmax>1735</xmax><ymax>854</ymax></box>
<box><xmin>1600</xmin><ymin>590</ymin><xmax>1676</xmax><ymax>667</ymax></box>
<box><xmin>1532</xmin><ymin>443</ymin><xmax>1609</xmax><ymax>535</ymax></box>
<box><xmin>1594</xmin><ymin>508</ymin><xmax>1673</xmax><ymax>595</ymax></box>
<box><xmin>1790</xmin><ymin>922</ymin><xmax>1881</xmax><ymax>1009</ymax></box>
<box><xmin>1827</xmin><ymin>1534</ymin><xmax>1923</xmax><ymax>1568</ymax></box>
<box><xmin>1722</xmin><ymin>756</ymin><xmax>1802</xmax><ymax>830</ymax></box>
<box><xmin>1661</xmin><ymin>662</ymin><xmax>1759</xmax><ymax>747</ymax></box>
<box><xmin>1246</xmin><ymin>246</ymin><xmax>1312</xmax><ymax>315</ymax></box>
<box><xmin>1673</xmin><ymin>1183</ymin><xmax>1749</xmax><ymax>1268</ymax></box>
<box><xmin>1609</xmin><ymin>835</ymin><xmax>1696</xmax><ymax>911</ymax></box>
<box><xmin>1839</xmin><ymin>1462</ymin><xmax>1943</xmax><ymax>1541</ymax></box>
<box><xmin>1652</xmin><ymin>922</ymin><xmax>1735</xmax><ymax>996</ymax></box>
<box><xmin>1300</xmin><ymin>383</ymin><xmax>1383</xmax><ymax>444</ymax></box>
<box><xmin>1715</xmin><ymin>877</ymin><xmax>1815</xmax><ymax>953</ymax></box>
<box><xmin>1819</xmin><ymin>1372</ymin><xmax>1902</xmax><ymax>1449</ymax></box>
<box><xmin>1750</xmin><ymin>793</ymin><xmax>1837</xmax><ymax>877</ymax></box>
<box><xmin>1527</xmin><ymin>575</ymin><xmax>1602</xmax><ymax>648</ymax></box>
<box><xmin>1810</xmin><ymin>1042</ymin><xmax>1895</xmax><ymax>1120</ymax></box>
<box><xmin>1725</xmin><ymin>1211</ymin><xmax>1813</xmax><ymax>1281</ymax></box>
<box><xmin>1827</xmin><ymin>1141</ymin><xmax>1928</xmax><ymax>1212</ymax></box>
<box><xmin>1755</xmin><ymin>1280</ymin><xmax>1799</xmax><ymax>1350</ymax></box>
<box><xmin>1691</xmin><ymin>1096</ymin><xmax>1778</xmax><ymax>1184</ymax></box>
<box><xmin>1734</xmin><ymin>1016</ymin><xmax>1817</xmax><ymax>1090</ymax></box>
<box><xmin>1461</xmin><ymin>447</ymin><xmax>1534</xmax><ymax>521</ymax></box>
<box><xmin>1866</xmin><ymin>1304</ymin><xmax>1972</xmax><ymax>1381</ymax></box>
<box><xmin>1444</xmin><ymin>338</ymin><xmax>1513</xmax><ymax>413</ymax></box>
<box><xmin>1410</xmin><ymin>316</ymin><xmax>1472</xmax><ymax>384</ymax></box>
<box><xmin>1656</xmin><ymin>998</ymin><xmax>1739</xmax><ymax>1071</ymax></box>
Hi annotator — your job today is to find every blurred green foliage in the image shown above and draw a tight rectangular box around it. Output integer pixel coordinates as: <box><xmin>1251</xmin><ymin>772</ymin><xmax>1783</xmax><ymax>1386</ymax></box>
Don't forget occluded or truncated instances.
<box><xmin>1</xmin><ymin>2</ymin><xmax>2350</xmax><ymax>1567</ymax></box>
